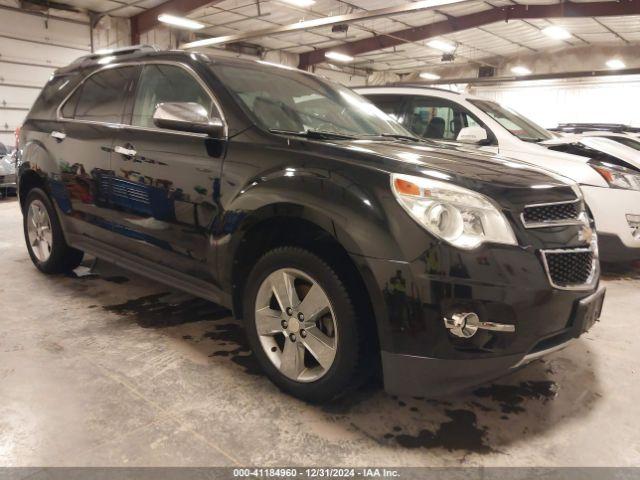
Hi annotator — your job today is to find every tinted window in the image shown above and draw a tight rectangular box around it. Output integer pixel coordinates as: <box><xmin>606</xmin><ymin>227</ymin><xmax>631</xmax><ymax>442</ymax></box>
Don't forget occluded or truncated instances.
<box><xmin>72</xmin><ymin>66</ymin><xmax>137</xmax><ymax>123</ymax></box>
<box><xmin>131</xmin><ymin>64</ymin><xmax>214</xmax><ymax>128</ymax></box>
<box><xmin>405</xmin><ymin>97</ymin><xmax>484</xmax><ymax>141</ymax></box>
<box><xmin>61</xmin><ymin>87</ymin><xmax>80</xmax><ymax>118</ymax></box>
<box><xmin>364</xmin><ymin>94</ymin><xmax>405</xmax><ymax>123</ymax></box>
<box><xmin>30</xmin><ymin>74</ymin><xmax>81</xmax><ymax>119</ymax></box>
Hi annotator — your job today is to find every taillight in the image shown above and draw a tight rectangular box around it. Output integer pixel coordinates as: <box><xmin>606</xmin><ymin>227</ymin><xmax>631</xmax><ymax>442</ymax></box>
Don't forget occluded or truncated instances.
<box><xmin>14</xmin><ymin>126</ymin><xmax>20</xmax><ymax>150</ymax></box>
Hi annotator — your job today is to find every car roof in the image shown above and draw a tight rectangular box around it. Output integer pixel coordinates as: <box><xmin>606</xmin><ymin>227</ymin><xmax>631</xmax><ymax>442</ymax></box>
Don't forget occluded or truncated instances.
<box><xmin>355</xmin><ymin>85</ymin><xmax>483</xmax><ymax>102</ymax></box>
<box><xmin>54</xmin><ymin>46</ymin><xmax>301</xmax><ymax>76</ymax></box>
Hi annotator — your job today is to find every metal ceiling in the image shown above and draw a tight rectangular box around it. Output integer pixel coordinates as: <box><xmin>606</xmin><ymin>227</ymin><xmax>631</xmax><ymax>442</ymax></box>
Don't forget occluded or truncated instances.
<box><xmin>5</xmin><ymin>0</ymin><xmax>640</xmax><ymax>73</ymax></box>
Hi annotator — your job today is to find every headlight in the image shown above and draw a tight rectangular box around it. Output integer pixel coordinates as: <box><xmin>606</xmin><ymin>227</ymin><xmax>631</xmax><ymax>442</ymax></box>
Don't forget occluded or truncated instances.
<box><xmin>391</xmin><ymin>173</ymin><xmax>517</xmax><ymax>249</ymax></box>
<box><xmin>590</xmin><ymin>161</ymin><xmax>640</xmax><ymax>191</ymax></box>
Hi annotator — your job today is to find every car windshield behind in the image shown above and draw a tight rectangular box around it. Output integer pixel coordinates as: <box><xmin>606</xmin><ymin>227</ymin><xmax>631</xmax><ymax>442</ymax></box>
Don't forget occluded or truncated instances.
<box><xmin>210</xmin><ymin>61</ymin><xmax>410</xmax><ymax>138</ymax></box>
<box><xmin>470</xmin><ymin>99</ymin><xmax>553</xmax><ymax>142</ymax></box>
<box><xmin>604</xmin><ymin>136</ymin><xmax>640</xmax><ymax>151</ymax></box>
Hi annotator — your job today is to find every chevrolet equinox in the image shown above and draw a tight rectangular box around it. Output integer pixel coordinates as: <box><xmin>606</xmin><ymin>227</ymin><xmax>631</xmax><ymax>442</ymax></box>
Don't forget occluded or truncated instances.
<box><xmin>16</xmin><ymin>47</ymin><xmax>605</xmax><ymax>402</ymax></box>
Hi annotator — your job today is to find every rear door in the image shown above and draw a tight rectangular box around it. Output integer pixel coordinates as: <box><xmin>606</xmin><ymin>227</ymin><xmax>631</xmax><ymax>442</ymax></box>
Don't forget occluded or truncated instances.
<box><xmin>53</xmin><ymin>65</ymin><xmax>139</xmax><ymax>236</ymax></box>
<box><xmin>109</xmin><ymin>62</ymin><xmax>226</xmax><ymax>282</ymax></box>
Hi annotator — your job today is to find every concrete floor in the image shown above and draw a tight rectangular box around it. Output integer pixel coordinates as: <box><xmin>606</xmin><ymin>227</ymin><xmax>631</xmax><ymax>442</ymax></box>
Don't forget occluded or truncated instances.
<box><xmin>1</xmin><ymin>196</ymin><xmax>639</xmax><ymax>468</ymax></box>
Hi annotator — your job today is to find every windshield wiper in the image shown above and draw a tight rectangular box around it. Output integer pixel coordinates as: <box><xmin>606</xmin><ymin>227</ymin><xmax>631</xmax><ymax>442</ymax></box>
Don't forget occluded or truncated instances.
<box><xmin>269</xmin><ymin>129</ymin><xmax>358</xmax><ymax>140</ymax></box>
<box><xmin>361</xmin><ymin>133</ymin><xmax>423</xmax><ymax>143</ymax></box>
<box><xmin>379</xmin><ymin>133</ymin><xmax>422</xmax><ymax>142</ymax></box>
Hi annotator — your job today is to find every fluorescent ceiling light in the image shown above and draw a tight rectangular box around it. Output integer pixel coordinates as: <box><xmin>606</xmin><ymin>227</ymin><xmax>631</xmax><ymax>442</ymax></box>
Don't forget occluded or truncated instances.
<box><xmin>542</xmin><ymin>26</ymin><xmax>571</xmax><ymax>40</ymax></box>
<box><xmin>182</xmin><ymin>0</ymin><xmax>469</xmax><ymax>49</ymax></box>
<box><xmin>419</xmin><ymin>72</ymin><xmax>441</xmax><ymax>80</ymax></box>
<box><xmin>511</xmin><ymin>65</ymin><xmax>532</xmax><ymax>76</ymax></box>
<box><xmin>325</xmin><ymin>51</ymin><xmax>354</xmax><ymax>62</ymax></box>
<box><xmin>279</xmin><ymin>0</ymin><xmax>316</xmax><ymax>6</ymax></box>
<box><xmin>427</xmin><ymin>39</ymin><xmax>456</xmax><ymax>53</ymax></box>
<box><xmin>158</xmin><ymin>14</ymin><xmax>204</xmax><ymax>30</ymax></box>
<box><xmin>606</xmin><ymin>59</ymin><xmax>626</xmax><ymax>69</ymax></box>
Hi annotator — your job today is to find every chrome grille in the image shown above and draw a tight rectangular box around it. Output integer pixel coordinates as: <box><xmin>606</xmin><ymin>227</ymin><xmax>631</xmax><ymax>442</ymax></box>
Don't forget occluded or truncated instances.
<box><xmin>521</xmin><ymin>199</ymin><xmax>583</xmax><ymax>228</ymax></box>
<box><xmin>541</xmin><ymin>247</ymin><xmax>597</xmax><ymax>290</ymax></box>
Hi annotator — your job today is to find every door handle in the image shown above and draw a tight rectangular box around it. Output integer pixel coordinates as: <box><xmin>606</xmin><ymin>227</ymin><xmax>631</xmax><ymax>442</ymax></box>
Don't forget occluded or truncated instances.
<box><xmin>114</xmin><ymin>145</ymin><xmax>137</xmax><ymax>157</ymax></box>
<box><xmin>50</xmin><ymin>131</ymin><xmax>66</xmax><ymax>140</ymax></box>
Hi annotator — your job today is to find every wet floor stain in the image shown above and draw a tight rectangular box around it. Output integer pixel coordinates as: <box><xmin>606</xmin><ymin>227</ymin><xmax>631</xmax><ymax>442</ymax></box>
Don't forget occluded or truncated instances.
<box><xmin>103</xmin><ymin>275</ymin><xmax>130</xmax><ymax>284</ymax></box>
<box><xmin>472</xmin><ymin>381</ymin><xmax>557</xmax><ymax>414</ymax></box>
<box><xmin>390</xmin><ymin>409</ymin><xmax>494</xmax><ymax>453</ymax></box>
<box><xmin>68</xmin><ymin>267</ymin><xmax>130</xmax><ymax>284</ymax></box>
<box><xmin>103</xmin><ymin>292</ymin><xmax>230</xmax><ymax>328</ymax></box>
<box><xmin>204</xmin><ymin>323</ymin><xmax>262</xmax><ymax>376</ymax></box>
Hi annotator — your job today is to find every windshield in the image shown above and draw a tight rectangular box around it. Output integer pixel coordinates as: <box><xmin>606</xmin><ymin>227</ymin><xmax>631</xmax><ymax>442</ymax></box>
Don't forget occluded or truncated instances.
<box><xmin>470</xmin><ymin>99</ymin><xmax>553</xmax><ymax>142</ymax></box>
<box><xmin>604</xmin><ymin>136</ymin><xmax>640</xmax><ymax>151</ymax></box>
<box><xmin>210</xmin><ymin>62</ymin><xmax>410</xmax><ymax>138</ymax></box>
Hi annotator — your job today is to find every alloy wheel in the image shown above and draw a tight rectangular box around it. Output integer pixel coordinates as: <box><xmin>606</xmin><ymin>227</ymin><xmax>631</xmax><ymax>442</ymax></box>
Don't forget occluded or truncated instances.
<box><xmin>254</xmin><ymin>268</ymin><xmax>338</xmax><ymax>382</ymax></box>
<box><xmin>27</xmin><ymin>199</ymin><xmax>53</xmax><ymax>262</ymax></box>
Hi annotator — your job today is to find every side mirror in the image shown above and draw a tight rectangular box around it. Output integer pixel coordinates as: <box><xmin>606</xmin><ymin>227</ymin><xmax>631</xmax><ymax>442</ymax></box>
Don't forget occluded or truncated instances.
<box><xmin>456</xmin><ymin>126</ymin><xmax>488</xmax><ymax>145</ymax></box>
<box><xmin>153</xmin><ymin>102</ymin><xmax>225</xmax><ymax>138</ymax></box>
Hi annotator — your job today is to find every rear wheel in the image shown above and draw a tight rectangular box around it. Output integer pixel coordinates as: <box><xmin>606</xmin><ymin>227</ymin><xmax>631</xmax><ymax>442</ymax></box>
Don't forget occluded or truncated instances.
<box><xmin>243</xmin><ymin>246</ymin><xmax>369</xmax><ymax>403</ymax></box>
<box><xmin>23</xmin><ymin>188</ymin><xmax>83</xmax><ymax>273</ymax></box>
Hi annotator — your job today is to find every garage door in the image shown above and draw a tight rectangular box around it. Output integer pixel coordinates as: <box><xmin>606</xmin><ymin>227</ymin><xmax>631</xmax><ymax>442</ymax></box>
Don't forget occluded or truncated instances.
<box><xmin>0</xmin><ymin>7</ymin><xmax>90</xmax><ymax>148</ymax></box>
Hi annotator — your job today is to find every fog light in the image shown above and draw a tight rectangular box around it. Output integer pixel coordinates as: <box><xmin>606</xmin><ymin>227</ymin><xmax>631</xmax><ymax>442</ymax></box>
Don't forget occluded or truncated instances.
<box><xmin>444</xmin><ymin>312</ymin><xmax>479</xmax><ymax>338</ymax></box>
<box><xmin>444</xmin><ymin>312</ymin><xmax>515</xmax><ymax>338</ymax></box>
<box><xmin>627</xmin><ymin>214</ymin><xmax>640</xmax><ymax>239</ymax></box>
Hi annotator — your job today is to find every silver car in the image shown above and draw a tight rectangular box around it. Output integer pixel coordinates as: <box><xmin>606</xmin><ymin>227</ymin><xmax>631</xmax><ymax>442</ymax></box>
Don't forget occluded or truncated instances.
<box><xmin>0</xmin><ymin>146</ymin><xmax>17</xmax><ymax>194</ymax></box>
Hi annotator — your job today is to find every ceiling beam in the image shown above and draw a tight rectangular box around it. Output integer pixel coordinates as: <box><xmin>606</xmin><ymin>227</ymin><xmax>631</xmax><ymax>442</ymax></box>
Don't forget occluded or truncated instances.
<box><xmin>130</xmin><ymin>0</ymin><xmax>222</xmax><ymax>44</ymax></box>
<box><xmin>182</xmin><ymin>0</ymin><xmax>476</xmax><ymax>49</ymax></box>
<box><xmin>298</xmin><ymin>0</ymin><xmax>640</xmax><ymax>69</ymax></box>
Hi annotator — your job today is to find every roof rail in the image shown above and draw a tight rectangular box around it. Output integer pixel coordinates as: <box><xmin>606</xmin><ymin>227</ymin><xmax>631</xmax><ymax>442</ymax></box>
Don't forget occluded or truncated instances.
<box><xmin>366</xmin><ymin>83</ymin><xmax>462</xmax><ymax>94</ymax></box>
<box><xmin>556</xmin><ymin>123</ymin><xmax>640</xmax><ymax>133</ymax></box>
<box><xmin>70</xmin><ymin>45</ymin><xmax>159</xmax><ymax>65</ymax></box>
<box><xmin>387</xmin><ymin>80</ymin><xmax>460</xmax><ymax>95</ymax></box>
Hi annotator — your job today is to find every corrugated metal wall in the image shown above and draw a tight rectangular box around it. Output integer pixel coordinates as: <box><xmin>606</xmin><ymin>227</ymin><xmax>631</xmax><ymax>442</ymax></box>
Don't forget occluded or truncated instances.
<box><xmin>0</xmin><ymin>6</ymin><xmax>91</xmax><ymax>149</ymax></box>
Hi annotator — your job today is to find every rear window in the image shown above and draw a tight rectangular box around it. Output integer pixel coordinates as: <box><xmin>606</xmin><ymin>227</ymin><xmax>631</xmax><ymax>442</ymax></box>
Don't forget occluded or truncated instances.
<box><xmin>28</xmin><ymin>73</ymin><xmax>81</xmax><ymax>119</ymax></box>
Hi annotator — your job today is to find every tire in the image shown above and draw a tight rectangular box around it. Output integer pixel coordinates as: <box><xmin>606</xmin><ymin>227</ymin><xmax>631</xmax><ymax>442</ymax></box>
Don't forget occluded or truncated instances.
<box><xmin>23</xmin><ymin>187</ymin><xmax>84</xmax><ymax>274</ymax></box>
<box><xmin>243</xmin><ymin>246</ymin><xmax>370</xmax><ymax>403</ymax></box>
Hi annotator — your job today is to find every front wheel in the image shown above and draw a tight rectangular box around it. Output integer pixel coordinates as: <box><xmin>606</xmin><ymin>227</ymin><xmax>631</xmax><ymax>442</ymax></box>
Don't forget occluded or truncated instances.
<box><xmin>243</xmin><ymin>247</ymin><xmax>369</xmax><ymax>403</ymax></box>
<box><xmin>23</xmin><ymin>188</ymin><xmax>83</xmax><ymax>273</ymax></box>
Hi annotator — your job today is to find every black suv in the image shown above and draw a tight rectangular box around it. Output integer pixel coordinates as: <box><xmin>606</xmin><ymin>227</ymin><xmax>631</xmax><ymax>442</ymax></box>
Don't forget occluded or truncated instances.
<box><xmin>17</xmin><ymin>47</ymin><xmax>605</xmax><ymax>402</ymax></box>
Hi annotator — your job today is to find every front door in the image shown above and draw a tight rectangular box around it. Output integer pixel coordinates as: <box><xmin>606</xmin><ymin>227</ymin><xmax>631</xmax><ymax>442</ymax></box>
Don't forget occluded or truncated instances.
<box><xmin>109</xmin><ymin>62</ymin><xmax>225</xmax><ymax>282</ymax></box>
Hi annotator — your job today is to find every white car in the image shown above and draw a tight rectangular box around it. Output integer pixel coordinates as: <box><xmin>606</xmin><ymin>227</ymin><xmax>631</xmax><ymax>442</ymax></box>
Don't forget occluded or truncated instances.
<box><xmin>357</xmin><ymin>86</ymin><xmax>640</xmax><ymax>262</ymax></box>
<box><xmin>568</xmin><ymin>131</ymin><xmax>640</xmax><ymax>154</ymax></box>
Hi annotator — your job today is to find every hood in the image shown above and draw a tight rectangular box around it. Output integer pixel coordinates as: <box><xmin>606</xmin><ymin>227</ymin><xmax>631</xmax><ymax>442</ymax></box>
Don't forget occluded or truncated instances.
<box><xmin>539</xmin><ymin>135</ymin><xmax>640</xmax><ymax>172</ymax></box>
<box><xmin>289</xmin><ymin>137</ymin><xmax>579</xmax><ymax>207</ymax></box>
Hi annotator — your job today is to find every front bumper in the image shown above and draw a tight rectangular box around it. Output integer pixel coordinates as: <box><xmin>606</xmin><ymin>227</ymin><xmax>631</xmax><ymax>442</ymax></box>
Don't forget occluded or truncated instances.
<box><xmin>356</xmin><ymin>241</ymin><xmax>603</xmax><ymax>397</ymax></box>
<box><xmin>382</xmin><ymin>286</ymin><xmax>605</xmax><ymax>397</ymax></box>
<box><xmin>581</xmin><ymin>185</ymin><xmax>640</xmax><ymax>261</ymax></box>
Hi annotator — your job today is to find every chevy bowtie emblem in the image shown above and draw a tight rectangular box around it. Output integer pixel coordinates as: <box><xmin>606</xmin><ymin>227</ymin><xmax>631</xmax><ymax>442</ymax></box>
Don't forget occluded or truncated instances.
<box><xmin>579</xmin><ymin>225</ymin><xmax>594</xmax><ymax>244</ymax></box>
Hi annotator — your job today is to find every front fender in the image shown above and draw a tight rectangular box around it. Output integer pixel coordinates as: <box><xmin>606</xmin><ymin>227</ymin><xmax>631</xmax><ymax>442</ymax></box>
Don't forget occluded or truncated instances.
<box><xmin>216</xmin><ymin>163</ymin><xmax>404</xmax><ymax>274</ymax></box>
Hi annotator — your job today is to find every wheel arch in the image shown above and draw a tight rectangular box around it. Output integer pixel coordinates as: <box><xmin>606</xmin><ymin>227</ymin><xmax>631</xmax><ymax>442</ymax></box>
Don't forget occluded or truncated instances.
<box><xmin>18</xmin><ymin>168</ymin><xmax>48</xmax><ymax>213</ymax></box>
<box><xmin>226</xmin><ymin>204</ymin><xmax>385</xmax><ymax>364</ymax></box>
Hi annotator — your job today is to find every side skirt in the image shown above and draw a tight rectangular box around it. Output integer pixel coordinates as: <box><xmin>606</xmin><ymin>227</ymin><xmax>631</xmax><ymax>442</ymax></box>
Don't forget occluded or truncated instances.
<box><xmin>67</xmin><ymin>233</ymin><xmax>232</xmax><ymax>308</ymax></box>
